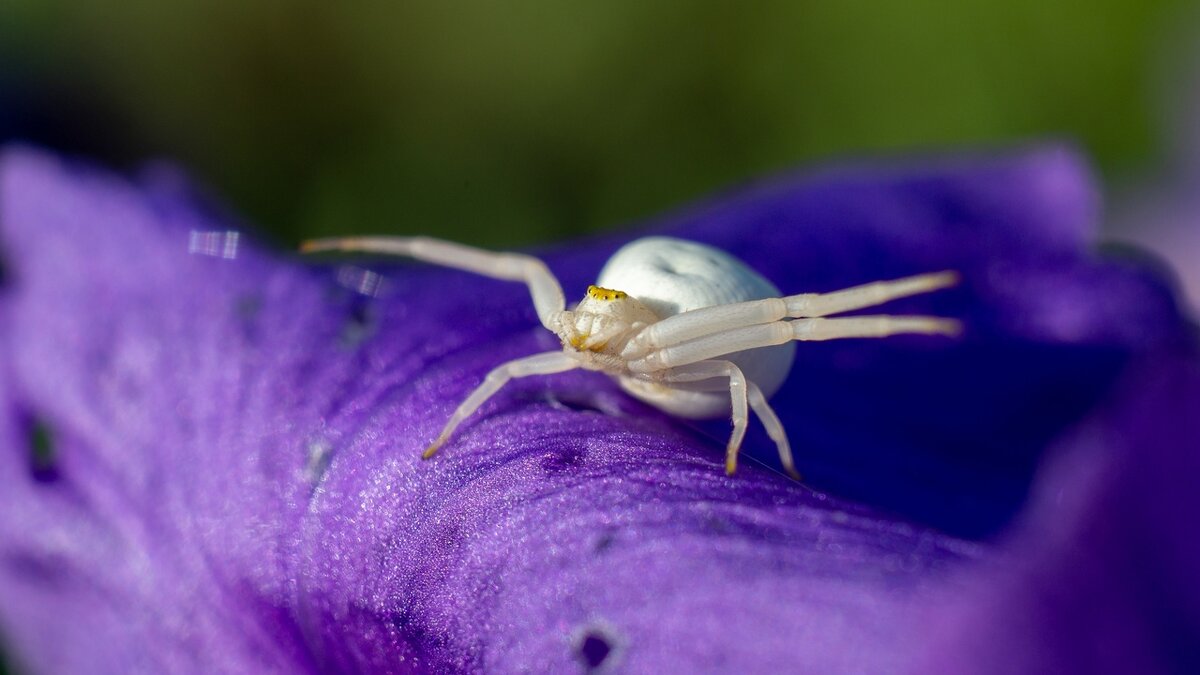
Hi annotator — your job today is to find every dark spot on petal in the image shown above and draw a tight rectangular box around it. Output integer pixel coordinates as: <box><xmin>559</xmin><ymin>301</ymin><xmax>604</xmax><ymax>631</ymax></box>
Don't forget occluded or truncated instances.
<box><xmin>573</xmin><ymin>624</ymin><xmax>619</xmax><ymax>671</ymax></box>
<box><xmin>540</xmin><ymin>443</ymin><xmax>586</xmax><ymax>473</ymax></box>
<box><xmin>340</xmin><ymin>298</ymin><xmax>376</xmax><ymax>348</ymax></box>
<box><xmin>388</xmin><ymin>608</ymin><xmax>436</xmax><ymax>648</ymax></box>
<box><xmin>4</xmin><ymin>551</ymin><xmax>72</xmax><ymax>589</ymax></box>
<box><xmin>592</xmin><ymin>531</ymin><xmax>616</xmax><ymax>555</ymax></box>
<box><xmin>235</xmin><ymin>294</ymin><xmax>263</xmax><ymax>320</ymax></box>
<box><xmin>388</xmin><ymin>610</ymin><xmax>413</xmax><ymax>631</ymax></box>
<box><xmin>235</xmin><ymin>294</ymin><xmax>264</xmax><ymax>341</ymax></box>
<box><xmin>578</xmin><ymin>633</ymin><xmax>611</xmax><ymax>669</ymax></box>
<box><xmin>705</xmin><ymin>515</ymin><xmax>732</xmax><ymax>534</ymax></box>
<box><xmin>433</xmin><ymin>521</ymin><xmax>466</xmax><ymax>552</ymax></box>
<box><xmin>26</xmin><ymin>416</ymin><xmax>58</xmax><ymax>482</ymax></box>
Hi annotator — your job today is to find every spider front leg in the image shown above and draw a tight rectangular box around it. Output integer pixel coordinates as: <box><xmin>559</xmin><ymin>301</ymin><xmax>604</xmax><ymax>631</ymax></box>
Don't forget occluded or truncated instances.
<box><xmin>300</xmin><ymin>236</ymin><xmax>567</xmax><ymax>329</ymax></box>
<box><xmin>423</xmin><ymin>351</ymin><xmax>581</xmax><ymax>459</ymax></box>
<box><xmin>625</xmin><ymin>270</ymin><xmax>958</xmax><ymax>356</ymax></box>
<box><xmin>630</xmin><ymin>314</ymin><xmax>960</xmax><ymax>372</ymax></box>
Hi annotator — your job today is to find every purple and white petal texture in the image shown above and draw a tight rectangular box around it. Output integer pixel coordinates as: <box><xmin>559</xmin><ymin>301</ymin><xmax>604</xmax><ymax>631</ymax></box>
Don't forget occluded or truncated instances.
<box><xmin>0</xmin><ymin>145</ymin><xmax>1195</xmax><ymax>673</ymax></box>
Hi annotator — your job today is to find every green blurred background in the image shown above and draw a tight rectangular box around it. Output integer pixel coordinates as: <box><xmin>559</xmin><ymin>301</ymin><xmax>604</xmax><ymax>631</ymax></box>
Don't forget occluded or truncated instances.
<box><xmin>0</xmin><ymin>2</ymin><xmax>1196</xmax><ymax>671</ymax></box>
<box><xmin>0</xmin><ymin>0</ymin><xmax>1195</xmax><ymax>251</ymax></box>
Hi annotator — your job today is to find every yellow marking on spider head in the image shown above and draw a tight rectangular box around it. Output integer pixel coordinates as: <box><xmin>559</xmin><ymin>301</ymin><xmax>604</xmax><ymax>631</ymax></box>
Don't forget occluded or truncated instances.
<box><xmin>587</xmin><ymin>285</ymin><xmax>627</xmax><ymax>302</ymax></box>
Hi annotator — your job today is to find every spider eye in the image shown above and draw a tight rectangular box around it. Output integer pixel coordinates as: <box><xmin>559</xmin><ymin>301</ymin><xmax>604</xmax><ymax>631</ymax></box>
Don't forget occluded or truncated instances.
<box><xmin>587</xmin><ymin>285</ymin><xmax>627</xmax><ymax>302</ymax></box>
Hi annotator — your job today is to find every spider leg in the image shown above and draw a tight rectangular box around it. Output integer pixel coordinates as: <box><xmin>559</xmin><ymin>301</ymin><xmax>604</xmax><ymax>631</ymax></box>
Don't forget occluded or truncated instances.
<box><xmin>747</xmin><ymin>381</ymin><xmax>801</xmax><ymax>480</ymax></box>
<box><xmin>658</xmin><ymin>363</ymin><xmax>800</xmax><ymax>479</ymax></box>
<box><xmin>423</xmin><ymin>351</ymin><xmax>581</xmax><ymax>459</ymax></box>
<box><xmin>301</xmin><ymin>236</ymin><xmax>566</xmax><ymax>330</ymax></box>
<box><xmin>630</xmin><ymin>314</ymin><xmax>960</xmax><ymax>372</ymax></box>
<box><xmin>783</xmin><ymin>270</ymin><xmax>958</xmax><ymax>318</ymax></box>
<box><xmin>625</xmin><ymin>270</ymin><xmax>957</xmax><ymax>356</ymax></box>
<box><xmin>661</xmin><ymin>360</ymin><xmax>750</xmax><ymax>476</ymax></box>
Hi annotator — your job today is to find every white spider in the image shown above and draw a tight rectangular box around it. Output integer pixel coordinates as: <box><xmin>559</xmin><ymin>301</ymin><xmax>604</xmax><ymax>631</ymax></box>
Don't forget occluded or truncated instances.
<box><xmin>301</xmin><ymin>235</ymin><xmax>960</xmax><ymax>479</ymax></box>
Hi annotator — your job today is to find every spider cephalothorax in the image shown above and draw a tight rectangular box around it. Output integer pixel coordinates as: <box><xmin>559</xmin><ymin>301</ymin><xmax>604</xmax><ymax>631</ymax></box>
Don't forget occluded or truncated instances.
<box><xmin>554</xmin><ymin>285</ymin><xmax>659</xmax><ymax>355</ymax></box>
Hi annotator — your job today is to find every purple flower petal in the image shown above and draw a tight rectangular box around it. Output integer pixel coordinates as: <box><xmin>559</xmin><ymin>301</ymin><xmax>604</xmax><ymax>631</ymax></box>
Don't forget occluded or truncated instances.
<box><xmin>917</xmin><ymin>357</ymin><xmax>1200</xmax><ymax>674</ymax></box>
<box><xmin>623</xmin><ymin>146</ymin><xmax>1188</xmax><ymax>536</ymax></box>
<box><xmin>0</xmin><ymin>146</ymin><xmax>1191</xmax><ymax>672</ymax></box>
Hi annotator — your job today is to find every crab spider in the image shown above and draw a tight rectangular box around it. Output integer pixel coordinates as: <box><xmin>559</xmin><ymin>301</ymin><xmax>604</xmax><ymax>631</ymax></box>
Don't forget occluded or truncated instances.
<box><xmin>301</xmin><ymin>235</ymin><xmax>960</xmax><ymax>479</ymax></box>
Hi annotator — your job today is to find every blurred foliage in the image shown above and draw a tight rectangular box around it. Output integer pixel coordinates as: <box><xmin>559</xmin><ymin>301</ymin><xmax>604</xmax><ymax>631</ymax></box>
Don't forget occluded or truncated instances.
<box><xmin>0</xmin><ymin>1</ymin><xmax>1190</xmax><ymax>248</ymax></box>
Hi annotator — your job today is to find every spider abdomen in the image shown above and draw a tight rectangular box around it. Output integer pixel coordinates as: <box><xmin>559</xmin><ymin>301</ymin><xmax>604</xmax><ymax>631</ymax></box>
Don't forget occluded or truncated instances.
<box><xmin>596</xmin><ymin>237</ymin><xmax>796</xmax><ymax>418</ymax></box>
